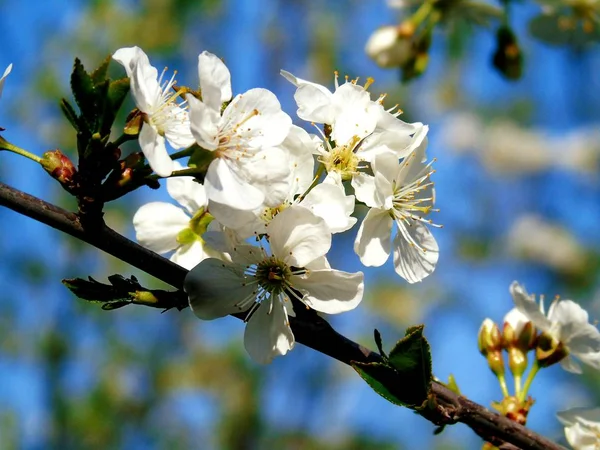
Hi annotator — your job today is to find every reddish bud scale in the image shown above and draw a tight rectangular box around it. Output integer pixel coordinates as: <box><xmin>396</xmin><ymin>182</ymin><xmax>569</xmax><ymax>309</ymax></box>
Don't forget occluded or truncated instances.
<box><xmin>41</xmin><ymin>149</ymin><xmax>78</xmax><ymax>193</ymax></box>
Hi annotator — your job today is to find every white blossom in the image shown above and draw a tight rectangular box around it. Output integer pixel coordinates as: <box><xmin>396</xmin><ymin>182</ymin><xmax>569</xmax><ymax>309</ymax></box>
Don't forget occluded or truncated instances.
<box><xmin>510</xmin><ymin>281</ymin><xmax>600</xmax><ymax>373</ymax></box>
<box><xmin>184</xmin><ymin>206</ymin><xmax>364</xmax><ymax>363</ymax></box>
<box><xmin>209</xmin><ymin>125</ymin><xmax>357</xmax><ymax>237</ymax></box>
<box><xmin>353</xmin><ymin>136</ymin><xmax>439</xmax><ymax>283</ymax></box>
<box><xmin>0</xmin><ymin>64</ymin><xmax>12</xmax><ymax>100</ymax></box>
<box><xmin>133</xmin><ymin>163</ymin><xmax>224</xmax><ymax>270</ymax></box>
<box><xmin>557</xmin><ymin>407</ymin><xmax>600</xmax><ymax>450</ymax></box>
<box><xmin>281</xmin><ymin>70</ymin><xmax>426</xmax><ymax>181</ymax></box>
<box><xmin>113</xmin><ymin>46</ymin><xmax>194</xmax><ymax>177</ymax></box>
<box><xmin>187</xmin><ymin>51</ymin><xmax>292</xmax><ymax>215</ymax></box>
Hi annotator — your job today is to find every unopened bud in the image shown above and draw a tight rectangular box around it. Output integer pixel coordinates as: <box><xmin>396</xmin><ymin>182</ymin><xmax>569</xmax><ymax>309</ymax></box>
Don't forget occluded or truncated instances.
<box><xmin>492</xmin><ymin>25</ymin><xmax>523</xmax><ymax>80</ymax></box>
<box><xmin>507</xmin><ymin>347</ymin><xmax>528</xmax><ymax>378</ymax></box>
<box><xmin>536</xmin><ymin>332</ymin><xmax>569</xmax><ymax>369</ymax></box>
<box><xmin>486</xmin><ymin>350</ymin><xmax>505</xmax><ymax>378</ymax></box>
<box><xmin>124</xmin><ymin>110</ymin><xmax>143</xmax><ymax>136</ymax></box>
<box><xmin>502</xmin><ymin>308</ymin><xmax>536</xmax><ymax>352</ymax></box>
<box><xmin>365</xmin><ymin>25</ymin><xmax>413</xmax><ymax>69</ymax></box>
<box><xmin>478</xmin><ymin>318</ymin><xmax>503</xmax><ymax>356</ymax></box>
<box><xmin>41</xmin><ymin>149</ymin><xmax>78</xmax><ymax>194</ymax></box>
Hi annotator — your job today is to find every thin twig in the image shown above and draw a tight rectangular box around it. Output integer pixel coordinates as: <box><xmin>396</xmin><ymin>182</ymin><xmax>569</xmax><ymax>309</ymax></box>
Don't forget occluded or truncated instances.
<box><xmin>0</xmin><ymin>181</ymin><xmax>565</xmax><ymax>450</ymax></box>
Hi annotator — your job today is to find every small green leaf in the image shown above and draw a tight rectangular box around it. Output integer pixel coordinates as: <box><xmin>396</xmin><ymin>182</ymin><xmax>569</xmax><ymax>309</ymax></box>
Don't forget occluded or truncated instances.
<box><xmin>101</xmin><ymin>301</ymin><xmax>131</xmax><ymax>311</ymax></box>
<box><xmin>374</xmin><ymin>329</ymin><xmax>388</xmax><ymax>360</ymax></box>
<box><xmin>90</xmin><ymin>55</ymin><xmax>112</xmax><ymax>86</ymax></box>
<box><xmin>59</xmin><ymin>98</ymin><xmax>80</xmax><ymax>132</ymax></box>
<box><xmin>387</xmin><ymin>325</ymin><xmax>433</xmax><ymax>406</ymax></box>
<box><xmin>101</xmin><ymin>78</ymin><xmax>130</xmax><ymax>135</ymax></box>
<box><xmin>351</xmin><ymin>362</ymin><xmax>408</xmax><ymax>407</ymax></box>
<box><xmin>353</xmin><ymin>325</ymin><xmax>434</xmax><ymax>408</ymax></box>
<box><xmin>70</xmin><ymin>58</ymin><xmax>97</xmax><ymax>132</ymax></box>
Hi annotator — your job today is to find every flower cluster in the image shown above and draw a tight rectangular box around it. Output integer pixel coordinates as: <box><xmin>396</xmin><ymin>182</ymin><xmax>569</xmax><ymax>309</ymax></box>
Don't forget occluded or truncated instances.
<box><xmin>116</xmin><ymin>46</ymin><xmax>439</xmax><ymax>363</ymax></box>
<box><xmin>479</xmin><ymin>281</ymin><xmax>600</xmax><ymax>448</ymax></box>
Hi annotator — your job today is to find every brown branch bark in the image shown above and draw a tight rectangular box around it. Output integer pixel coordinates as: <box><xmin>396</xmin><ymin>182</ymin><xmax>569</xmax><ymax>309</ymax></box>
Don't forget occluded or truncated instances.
<box><xmin>0</xmin><ymin>181</ymin><xmax>565</xmax><ymax>450</ymax></box>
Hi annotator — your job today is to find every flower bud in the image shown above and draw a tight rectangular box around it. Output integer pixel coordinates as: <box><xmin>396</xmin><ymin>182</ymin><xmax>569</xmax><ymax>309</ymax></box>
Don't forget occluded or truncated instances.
<box><xmin>40</xmin><ymin>149</ymin><xmax>78</xmax><ymax>194</ymax></box>
<box><xmin>486</xmin><ymin>350</ymin><xmax>505</xmax><ymax>379</ymax></box>
<box><xmin>535</xmin><ymin>331</ymin><xmax>569</xmax><ymax>369</ymax></box>
<box><xmin>365</xmin><ymin>25</ymin><xmax>412</xmax><ymax>68</ymax></box>
<box><xmin>502</xmin><ymin>308</ymin><xmax>536</xmax><ymax>352</ymax></box>
<box><xmin>492</xmin><ymin>25</ymin><xmax>523</xmax><ymax>80</ymax></box>
<box><xmin>124</xmin><ymin>110</ymin><xmax>143</xmax><ymax>136</ymax></box>
<box><xmin>478</xmin><ymin>318</ymin><xmax>502</xmax><ymax>356</ymax></box>
<box><xmin>507</xmin><ymin>347</ymin><xmax>528</xmax><ymax>379</ymax></box>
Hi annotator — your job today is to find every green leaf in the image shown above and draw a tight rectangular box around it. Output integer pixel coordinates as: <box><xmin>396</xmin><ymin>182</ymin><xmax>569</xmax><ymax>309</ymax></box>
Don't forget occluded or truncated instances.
<box><xmin>59</xmin><ymin>98</ymin><xmax>80</xmax><ymax>132</ymax></box>
<box><xmin>63</xmin><ymin>276</ymin><xmax>134</xmax><ymax>303</ymax></box>
<box><xmin>90</xmin><ymin>55</ymin><xmax>111</xmax><ymax>86</ymax></box>
<box><xmin>70</xmin><ymin>58</ymin><xmax>97</xmax><ymax>132</ymax></box>
<box><xmin>351</xmin><ymin>362</ymin><xmax>409</xmax><ymax>407</ymax></box>
<box><xmin>374</xmin><ymin>329</ymin><xmax>388</xmax><ymax>359</ymax></box>
<box><xmin>100</xmin><ymin>78</ymin><xmax>130</xmax><ymax>135</ymax></box>
<box><xmin>352</xmin><ymin>325</ymin><xmax>433</xmax><ymax>408</ymax></box>
<box><xmin>101</xmin><ymin>301</ymin><xmax>131</xmax><ymax>311</ymax></box>
<box><xmin>387</xmin><ymin>325</ymin><xmax>432</xmax><ymax>406</ymax></box>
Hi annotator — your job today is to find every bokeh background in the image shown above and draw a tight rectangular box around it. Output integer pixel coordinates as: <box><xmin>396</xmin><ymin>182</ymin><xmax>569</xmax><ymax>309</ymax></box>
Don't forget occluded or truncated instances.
<box><xmin>1</xmin><ymin>0</ymin><xmax>600</xmax><ymax>448</ymax></box>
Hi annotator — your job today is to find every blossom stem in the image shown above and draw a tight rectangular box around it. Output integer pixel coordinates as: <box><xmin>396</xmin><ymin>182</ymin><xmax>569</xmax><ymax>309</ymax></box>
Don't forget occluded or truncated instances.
<box><xmin>111</xmin><ymin>133</ymin><xmax>137</xmax><ymax>148</ymax></box>
<box><xmin>297</xmin><ymin>163</ymin><xmax>325</xmax><ymax>201</ymax></box>
<box><xmin>0</xmin><ymin>137</ymin><xmax>42</xmax><ymax>164</ymax></box>
<box><xmin>519</xmin><ymin>361</ymin><xmax>540</xmax><ymax>403</ymax></box>
<box><xmin>514</xmin><ymin>374</ymin><xmax>522</xmax><ymax>399</ymax></box>
<box><xmin>498</xmin><ymin>373</ymin><xmax>510</xmax><ymax>398</ymax></box>
<box><xmin>169</xmin><ymin>146</ymin><xmax>196</xmax><ymax>161</ymax></box>
<box><xmin>148</xmin><ymin>167</ymin><xmax>205</xmax><ymax>180</ymax></box>
<box><xmin>411</xmin><ymin>1</ymin><xmax>434</xmax><ymax>28</ymax></box>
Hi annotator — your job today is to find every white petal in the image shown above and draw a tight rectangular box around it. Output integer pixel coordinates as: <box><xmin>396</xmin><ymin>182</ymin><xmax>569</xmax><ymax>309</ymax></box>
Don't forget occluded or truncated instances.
<box><xmin>352</xmin><ymin>173</ymin><xmax>380</xmax><ymax>207</ymax></box>
<box><xmin>564</xmin><ymin>422</ymin><xmax>599</xmax><ymax>450</ymax></box>
<box><xmin>244</xmin><ymin>299</ymin><xmax>294</xmax><ymax>364</ymax></box>
<box><xmin>171</xmin><ymin>241</ymin><xmax>208</xmax><ymax>270</ymax></box>
<box><xmin>393</xmin><ymin>220</ymin><xmax>439</xmax><ymax>283</ymax></box>
<box><xmin>166</xmin><ymin>175</ymin><xmax>207</xmax><ymax>215</ymax></box>
<box><xmin>330</xmin><ymin>83</ymin><xmax>378</xmax><ymax>143</ymax></box>
<box><xmin>205</xmin><ymin>158</ymin><xmax>265</xmax><ymax>211</ymax></box>
<box><xmin>566</xmin><ymin>323</ymin><xmax>600</xmax><ymax>362</ymax></box>
<box><xmin>503</xmin><ymin>308</ymin><xmax>530</xmax><ymax>336</ymax></box>
<box><xmin>0</xmin><ymin>63</ymin><xmax>12</xmax><ymax>99</ymax></box>
<box><xmin>559</xmin><ymin>355</ymin><xmax>583</xmax><ymax>374</ymax></box>
<box><xmin>187</xmin><ymin>94</ymin><xmax>220</xmax><ymax>150</ymax></box>
<box><xmin>268</xmin><ymin>206</ymin><xmax>331</xmax><ymax>268</ymax></box>
<box><xmin>208</xmin><ymin>202</ymin><xmax>264</xmax><ymax>238</ymax></box>
<box><xmin>163</xmin><ymin>106</ymin><xmax>195</xmax><ymax>149</ymax></box>
<box><xmin>281</xmin><ymin>125</ymin><xmax>318</xmax><ymax>194</ymax></box>
<box><xmin>139</xmin><ymin>125</ymin><xmax>174</xmax><ymax>177</ymax></box>
<box><xmin>198</xmin><ymin>51</ymin><xmax>232</xmax><ymax>111</ymax></box>
<box><xmin>129</xmin><ymin>53</ymin><xmax>161</xmax><ymax>113</ymax></box>
<box><xmin>354</xmin><ymin>208</ymin><xmax>392</xmax><ymax>267</ymax></box>
<box><xmin>302</xmin><ymin>180</ymin><xmax>356</xmax><ymax>233</ymax></box>
<box><xmin>184</xmin><ymin>258</ymin><xmax>255</xmax><ymax>319</ymax></box>
<box><xmin>509</xmin><ymin>282</ymin><xmax>552</xmax><ymax>331</ymax></box>
<box><xmin>133</xmin><ymin>202</ymin><xmax>190</xmax><ymax>254</ymax></box>
<box><xmin>224</xmin><ymin>88</ymin><xmax>292</xmax><ymax>148</ymax></box>
<box><xmin>113</xmin><ymin>46</ymin><xmax>148</xmax><ymax>78</ymax></box>
<box><xmin>292</xmin><ymin>269</ymin><xmax>364</xmax><ymax>314</ymax></box>
<box><xmin>244</xmin><ymin>147</ymin><xmax>293</xmax><ymax>207</ymax></box>
<box><xmin>292</xmin><ymin>82</ymin><xmax>334</xmax><ymax>124</ymax></box>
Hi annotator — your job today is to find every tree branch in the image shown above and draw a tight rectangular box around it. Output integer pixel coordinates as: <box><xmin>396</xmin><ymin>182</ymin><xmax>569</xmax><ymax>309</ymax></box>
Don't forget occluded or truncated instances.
<box><xmin>0</xmin><ymin>181</ymin><xmax>565</xmax><ymax>450</ymax></box>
